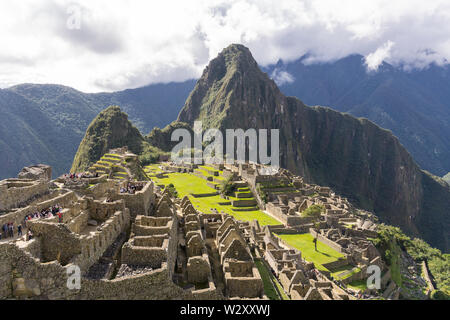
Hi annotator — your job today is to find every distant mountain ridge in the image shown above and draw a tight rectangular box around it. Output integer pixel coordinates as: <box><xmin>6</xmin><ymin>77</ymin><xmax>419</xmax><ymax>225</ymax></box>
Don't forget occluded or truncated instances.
<box><xmin>2</xmin><ymin>53</ymin><xmax>449</xmax><ymax>181</ymax></box>
<box><xmin>264</xmin><ymin>55</ymin><xmax>450</xmax><ymax>176</ymax></box>
<box><xmin>0</xmin><ymin>80</ymin><xmax>195</xmax><ymax>179</ymax></box>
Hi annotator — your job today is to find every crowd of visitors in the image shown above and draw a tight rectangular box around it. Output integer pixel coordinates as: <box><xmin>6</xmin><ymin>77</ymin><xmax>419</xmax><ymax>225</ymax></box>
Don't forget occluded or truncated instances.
<box><xmin>0</xmin><ymin>205</ymin><xmax>63</xmax><ymax>242</ymax></box>
<box><xmin>24</xmin><ymin>205</ymin><xmax>64</xmax><ymax>223</ymax></box>
<box><xmin>119</xmin><ymin>182</ymin><xmax>144</xmax><ymax>194</ymax></box>
<box><xmin>1</xmin><ymin>221</ymin><xmax>33</xmax><ymax>241</ymax></box>
<box><xmin>64</xmin><ymin>172</ymin><xmax>99</xmax><ymax>180</ymax></box>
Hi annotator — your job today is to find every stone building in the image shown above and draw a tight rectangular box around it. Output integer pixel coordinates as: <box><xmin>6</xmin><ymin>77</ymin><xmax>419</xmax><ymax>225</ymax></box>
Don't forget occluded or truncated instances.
<box><xmin>215</xmin><ymin>217</ymin><xmax>264</xmax><ymax>298</ymax></box>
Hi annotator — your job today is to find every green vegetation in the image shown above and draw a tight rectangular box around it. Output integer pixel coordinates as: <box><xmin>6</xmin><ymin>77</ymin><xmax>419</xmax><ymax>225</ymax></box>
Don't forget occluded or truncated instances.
<box><xmin>373</xmin><ymin>224</ymin><xmax>450</xmax><ymax>298</ymax></box>
<box><xmin>277</xmin><ymin>233</ymin><xmax>359</xmax><ymax>282</ymax></box>
<box><xmin>254</xmin><ymin>259</ymin><xmax>280</xmax><ymax>300</ymax></box>
<box><xmin>219</xmin><ymin>175</ymin><xmax>236</xmax><ymax>196</ymax></box>
<box><xmin>277</xmin><ymin>233</ymin><xmax>345</xmax><ymax>272</ymax></box>
<box><xmin>147</xmin><ymin>166</ymin><xmax>280</xmax><ymax>226</ymax></box>
<box><xmin>146</xmin><ymin>121</ymin><xmax>193</xmax><ymax>152</ymax></box>
<box><xmin>254</xmin><ymin>258</ymin><xmax>290</xmax><ymax>300</ymax></box>
<box><xmin>430</xmin><ymin>289</ymin><xmax>449</xmax><ymax>300</ymax></box>
<box><xmin>71</xmin><ymin>106</ymin><xmax>145</xmax><ymax>173</ymax></box>
<box><xmin>165</xmin><ymin>183</ymin><xmax>178</xmax><ymax>198</ymax></box>
<box><xmin>372</xmin><ymin>225</ymin><xmax>407</xmax><ymax>287</ymax></box>
<box><xmin>151</xmin><ymin>172</ymin><xmax>217</xmax><ymax>197</ymax></box>
<box><xmin>330</xmin><ymin>265</ymin><xmax>361</xmax><ymax>280</ymax></box>
<box><xmin>301</xmin><ymin>204</ymin><xmax>324</xmax><ymax>218</ymax></box>
<box><xmin>256</xmin><ymin>183</ymin><xmax>268</xmax><ymax>203</ymax></box>
<box><xmin>347</xmin><ymin>279</ymin><xmax>368</xmax><ymax>291</ymax></box>
<box><xmin>139</xmin><ymin>143</ymin><xmax>169</xmax><ymax>166</ymax></box>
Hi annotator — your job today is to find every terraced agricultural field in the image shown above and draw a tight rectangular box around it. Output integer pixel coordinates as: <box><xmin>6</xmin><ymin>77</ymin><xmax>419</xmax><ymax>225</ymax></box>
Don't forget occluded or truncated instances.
<box><xmin>88</xmin><ymin>153</ymin><xmax>129</xmax><ymax>178</ymax></box>
<box><xmin>145</xmin><ymin>164</ymin><xmax>280</xmax><ymax>226</ymax></box>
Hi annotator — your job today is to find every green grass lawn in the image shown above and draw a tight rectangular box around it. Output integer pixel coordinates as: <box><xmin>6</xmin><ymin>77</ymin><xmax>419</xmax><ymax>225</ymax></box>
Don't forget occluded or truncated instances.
<box><xmin>254</xmin><ymin>259</ymin><xmax>290</xmax><ymax>300</ymax></box>
<box><xmin>347</xmin><ymin>279</ymin><xmax>368</xmax><ymax>291</ymax></box>
<box><xmin>144</xmin><ymin>164</ymin><xmax>165</xmax><ymax>175</ymax></box>
<box><xmin>153</xmin><ymin>172</ymin><xmax>217</xmax><ymax>197</ymax></box>
<box><xmin>276</xmin><ymin>233</ymin><xmax>345</xmax><ymax>272</ymax></box>
<box><xmin>150</xmin><ymin>169</ymin><xmax>280</xmax><ymax>226</ymax></box>
<box><xmin>254</xmin><ymin>259</ymin><xmax>280</xmax><ymax>300</ymax></box>
<box><xmin>330</xmin><ymin>265</ymin><xmax>361</xmax><ymax>280</ymax></box>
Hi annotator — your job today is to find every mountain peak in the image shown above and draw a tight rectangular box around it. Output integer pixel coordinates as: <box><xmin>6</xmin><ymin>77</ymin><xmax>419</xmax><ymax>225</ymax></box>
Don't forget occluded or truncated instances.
<box><xmin>177</xmin><ymin>43</ymin><xmax>281</xmax><ymax>127</ymax></box>
<box><xmin>71</xmin><ymin>105</ymin><xmax>144</xmax><ymax>172</ymax></box>
<box><xmin>218</xmin><ymin>43</ymin><xmax>258</xmax><ymax>68</ymax></box>
<box><xmin>195</xmin><ymin>43</ymin><xmax>261</xmax><ymax>87</ymax></box>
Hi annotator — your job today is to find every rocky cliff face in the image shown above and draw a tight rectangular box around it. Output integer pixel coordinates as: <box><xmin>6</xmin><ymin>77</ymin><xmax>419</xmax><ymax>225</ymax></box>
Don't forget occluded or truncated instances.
<box><xmin>177</xmin><ymin>44</ymin><xmax>450</xmax><ymax>251</ymax></box>
<box><xmin>264</xmin><ymin>55</ymin><xmax>450</xmax><ymax>177</ymax></box>
<box><xmin>71</xmin><ymin>106</ymin><xmax>145</xmax><ymax>172</ymax></box>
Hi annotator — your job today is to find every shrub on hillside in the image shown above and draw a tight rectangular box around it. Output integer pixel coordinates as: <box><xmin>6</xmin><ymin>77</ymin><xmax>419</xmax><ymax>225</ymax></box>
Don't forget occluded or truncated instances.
<box><xmin>220</xmin><ymin>176</ymin><xmax>236</xmax><ymax>196</ymax></box>
<box><xmin>166</xmin><ymin>183</ymin><xmax>178</xmax><ymax>198</ymax></box>
<box><xmin>256</xmin><ymin>183</ymin><xmax>268</xmax><ymax>203</ymax></box>
<box><xmin>301</xmin><ymin>204</ymin><xmax>324</xmax><ymax>219</ymax></box>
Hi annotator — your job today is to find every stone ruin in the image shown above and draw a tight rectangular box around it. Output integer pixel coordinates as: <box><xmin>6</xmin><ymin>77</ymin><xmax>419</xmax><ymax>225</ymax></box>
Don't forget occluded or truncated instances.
<box><xmin>0</xmin><ymin>166</ymin><xmax>222</xmax><ymax>299</ymax></box>
<box><xmin>0</xmin><ymin>160</ymin><xmax>400</xmax><ymax>300</ymax></box>
<box><xmin>216</xmin><ymin>217</ymin><xmax>264</xmax><ymax>299</ymax></box>
<box><xmin>18</xmin><ymin>164</ymin><xmax>52</xmax><ymax>181</ymax></box>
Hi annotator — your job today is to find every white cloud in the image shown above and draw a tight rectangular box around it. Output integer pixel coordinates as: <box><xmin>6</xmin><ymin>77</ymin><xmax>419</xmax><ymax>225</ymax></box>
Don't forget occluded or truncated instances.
<box><xmin>271</xmin><ymin>69</ymin><xmax>295</xmax><ymax>86</ymax></box>
<box><xmin>0</xmin><ymin>0</ymin><xmax>449</xmax><ymax>92</ymax></box>
<box><xmin>365</xmin><ymin>41</ymin><xmax>395</xmax><ymax>71</ymax></box>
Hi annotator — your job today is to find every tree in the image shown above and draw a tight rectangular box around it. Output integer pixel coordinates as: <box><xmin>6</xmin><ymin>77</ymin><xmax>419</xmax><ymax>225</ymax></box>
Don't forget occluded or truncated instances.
<box><xmin>219</xmin><ymin>175</ymin><xmax>236</xmax><ymax>196</ymax></box>
<box><xmin>301</xmin><ymin>204</ymin><xmax>324</xmax><ymax>219</ymax></box>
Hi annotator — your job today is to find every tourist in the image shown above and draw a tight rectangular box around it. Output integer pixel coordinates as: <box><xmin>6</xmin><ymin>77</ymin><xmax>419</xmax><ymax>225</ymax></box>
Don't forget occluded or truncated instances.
<box><xmin>2</xmin><ymin>223</ymin><xmax>7</xmax><ymax>239</ymax></box>
<box><xmin>26</xmin><ymin>230</ymin><xmax>33</xmax><ymax>241</ymax></box>
<box><xmin>8</xmin><ymin>223</ymin><xmax>14</xmax><ymax>238</ymax></box>
<box><xmin>17</xmin><ymin>225</ymin><xmax>22</xmax><ymax>237</ymax></box>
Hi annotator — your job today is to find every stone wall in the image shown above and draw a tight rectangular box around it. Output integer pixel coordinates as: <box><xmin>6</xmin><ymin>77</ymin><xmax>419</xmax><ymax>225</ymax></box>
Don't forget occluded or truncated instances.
<box><xmin>122</xmin><ymin>207</ymin><xmax>177</xmax><ymax>277</ymax></box>
<box><xmin>18</xmin><ymin>165</ymin><xmax>52</xmax><ymax>181</ymax></box>
<box><xmin>121</xmin><ymin>236</ymin><xmax>169</xmax><ymax>268</ymax></box>
<box><xmin>266</xmin><ymin>203</ymin><xmax>287</xmax><ymax>224</ymax></box>
<box><xmin>0</xmin><ymin>179</ymin><xmax>49</xmax><ymax>212</ymax></box>
<box><xmin>113</xmin><ymin>181</ymin><xmax>155</xmax><ymax>219</ymax></box>
<box><xmin>26</xmin><ymin>205</ymin><xmax>131</xmax><ymax>274</ymax></box>
<box><xmin>132</xmin><ymin>216</ymin><xmax>173</xmax><ymax>236</ymax></box>
<box><xmin>72</xmin><ymin>208</ymin><xmax>131</xmax><ymax>273</ymax></box>
<box><xmin>341</xmin><ymin>266</ymin><xmax>366</xmax><ymax>285</ymax></box>
<box><xmin>224</xmin><ymin>273</ymin><xmax>264</xmax><ymax>298</ymax></box>
<box><xmin>0</xmin><ymin>189</ymin><xmax>76</xmax><ymax>228</ymax></box>
<box><xmin>66</xmin><ymin>211</ymin><xmax>90</xmax><ymax>234</ymax></box>
<box><xmin>88</xmin><ymin>198</ymin><xmax>126</xmax><ymax>221</ymax></box>
<box><xmin>0</xmin><ymin>242</ymin><xmax>221</xmax><ymax>300</ymax></box>
<box><xmin>28</xmin><ymin>221</ymin><xmax>81</xmax><ymax>265</ymax></box>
